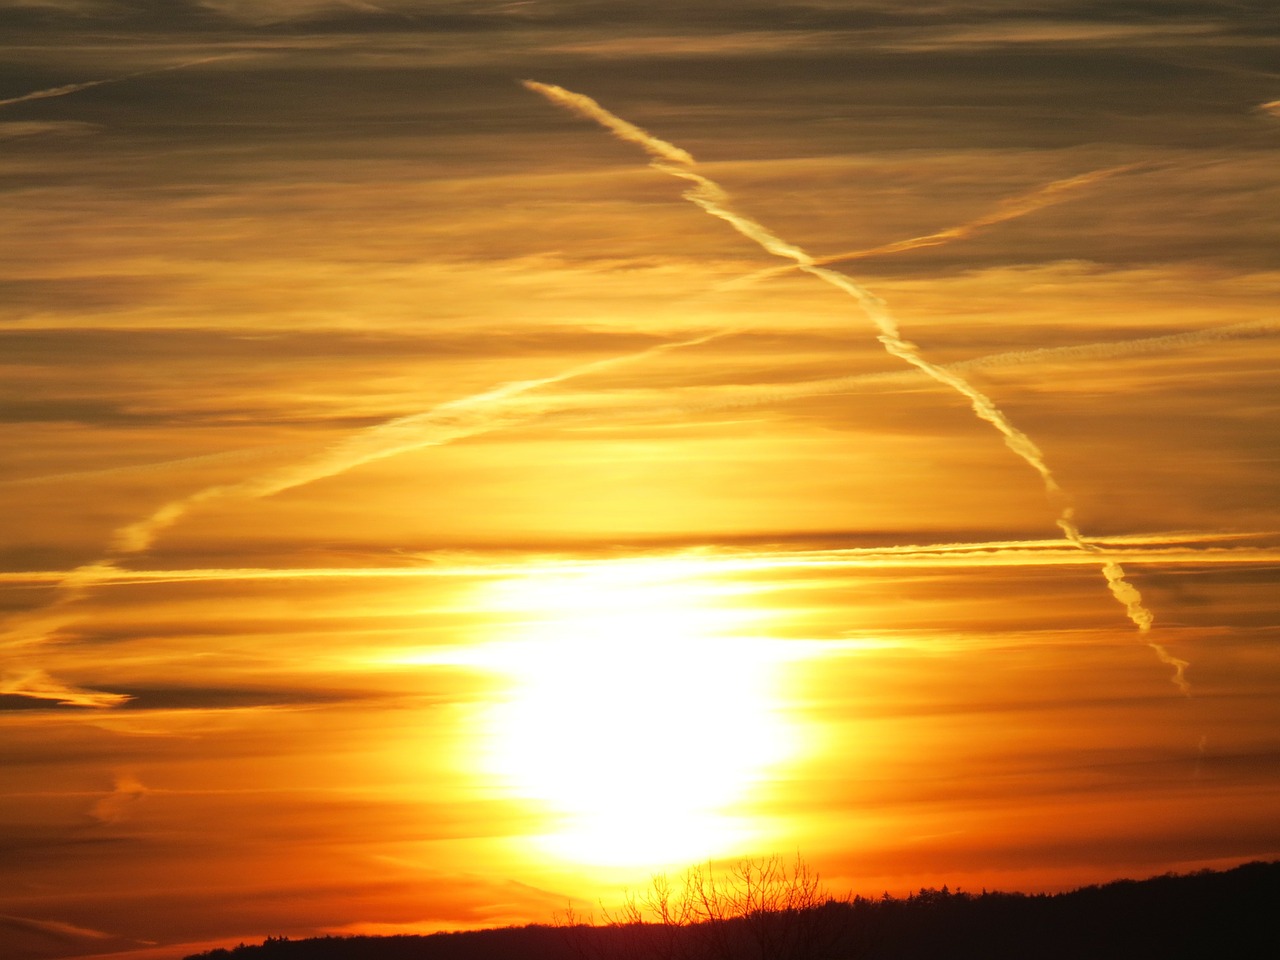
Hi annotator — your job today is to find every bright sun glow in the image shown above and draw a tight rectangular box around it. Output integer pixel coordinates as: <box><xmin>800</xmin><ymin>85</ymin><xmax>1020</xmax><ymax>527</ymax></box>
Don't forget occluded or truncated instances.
<box><xmin>470</xmin><ymin>558</ymin><xmax>796</xmax><ymax>868</ymax></box>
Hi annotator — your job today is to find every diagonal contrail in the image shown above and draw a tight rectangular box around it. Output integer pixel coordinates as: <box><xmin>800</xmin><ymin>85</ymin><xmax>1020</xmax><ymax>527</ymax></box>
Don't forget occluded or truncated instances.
<box><xmin>723</xmin><ymin>164</ymin><xmax>1139</xmax><ymax>290</ymax></box>
<box><xmin>816</xmin><ymin>165</ymin><xmax>1140</xmax><ymax>265</ymax></box>
<box><xmin>0</xmin><ymin>332</ymin><xmax>724</xmax><ymax>705</ymax></box>
<box><xmin>0</xmin><ymin>57</ymin><xmax>237</xmax><ymax>110</ymax></box>
<box><xmin>5</xmin><ymin>318</ymin><xmax>1271</xmax><ymax>489</ymax></box>
<box><xmin>0</xmin><ymin>79</ymin><xmax>119</xmax><ymax>109</ymax></box>
<box><xmin>523</xmin><ymin>79</ymin><xmax>1189</xmax><ymax>693</ymax></box>
<box><xmin>2</xmin><ymin>78</ymin><xmax>1199</xmax><ymax>704</ymax></box>
<box><xmin>107</xmin><ymin>332</ymin><xmax>724</xmax><ymax>556</ymax></box>
<box><xmin>7</xmin><ymin>303</ymin><xmax>1264</xmax><ymax>701</ymax></box>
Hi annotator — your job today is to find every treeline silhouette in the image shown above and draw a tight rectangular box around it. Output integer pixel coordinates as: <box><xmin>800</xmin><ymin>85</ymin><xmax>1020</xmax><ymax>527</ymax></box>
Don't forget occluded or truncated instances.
<box><xmin>188</xmin><ymin>859</ymin><xmax>1280</xmax><ymax>960</ymax></box>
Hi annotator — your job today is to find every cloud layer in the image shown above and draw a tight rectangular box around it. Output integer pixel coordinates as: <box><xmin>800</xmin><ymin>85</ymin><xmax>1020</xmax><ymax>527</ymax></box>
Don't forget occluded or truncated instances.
<box><xmin>1</xmin><ymin>1</ymin><xmax>1278</xmax><ymax>956</ymax></box>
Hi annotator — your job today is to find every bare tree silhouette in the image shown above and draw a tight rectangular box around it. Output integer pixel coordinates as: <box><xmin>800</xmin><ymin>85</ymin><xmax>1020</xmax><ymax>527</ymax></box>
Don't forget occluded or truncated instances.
<box><xmin>559</xmin><ymin>855</ymin><xmax>846</xmax><ymax>960</ymax></box>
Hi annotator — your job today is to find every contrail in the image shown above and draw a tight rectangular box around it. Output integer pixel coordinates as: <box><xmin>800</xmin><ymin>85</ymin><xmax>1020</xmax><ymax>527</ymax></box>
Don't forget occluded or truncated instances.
<box><xmin>818</xmin><ymin>165</ymin><xmax>1140</xmax><ymax>264</ymax></box>
<box><xmin>5</xmin><ymin>289</ymin><xmax>1259</xmax><ymax>703</ymax></box>
<box><xmin>727</xmin><ymin>164</ymin><xmax>1139</xmax><ymax>289</ymax></box>
<box><xmin>0</xmin><ymin>56</ymin><xmax>238</xmax><ymax>110</ymax></box>
<box><xmin>523</xmin><ymin>79</ymin><xmax>1188</xmax><ymax>692</ymax></box>
<box><xmin>107</xmin><ymin>331</ymin><xmax>723</xmax><ymax>555</ymax></box>
<box><xmin>676</xmin><ymin>318</ymin><xmax>1279</xmax><ymax>415</ymax></box>
<box><xmin>2</xmin><ymin>531</ymin><xmax>1275</xmax><ymax>587</ymax></box>
<box><xmin>506</xmin><ymin>316</ymin><xmax>1280</xmax><ymax>435</ymax></box>
<box><xmin>3</xmin><ymin>317</ymin><xmax>1270</xmax><ymax>490</ymax></box>
<box><xmin>601</xmin><ymin>320</ymin><xmax>1280</xmax><ymax>424</ymax></box>
<box><xmin>0</xmin><ymin>314</ymin><xmax>1270</xmax><ymax>585</ymax></box>
<box><xmin>0</xmin><ymin>332</ymin><xmax>723</xmax><ymax>703</ymax></box>
<box><xmin>542</xmin><ymin>316</ymin><xmax>1280</xmax><ymax>429</ymax></box>
<box><xmin>0</xmin><ymin>79</ymin><xmax>117</xmax><ymax>109</ymax></box>
<box><xmin>0</xmin><ymin>313</ymin><xmax>1263</xmax><ymax>634</ymax></box>
<box><xmin>0</xmin><ymin>445</ymin><xmax>309</xmax><ymax>488</ymax></box>
<box><xmin>2</xmin><ymin>79</ymin><xmax>1207</xmax><ymax>702</ymax></box>
<box><xmin>522</xmin><ymin>80</ymin><xmax>696</xmax><ymax>166</ymax></box>
<box><xmin>942</xmin><ymin>318</ymin><xmax>1278</xmax><ymax>372</ymax></box>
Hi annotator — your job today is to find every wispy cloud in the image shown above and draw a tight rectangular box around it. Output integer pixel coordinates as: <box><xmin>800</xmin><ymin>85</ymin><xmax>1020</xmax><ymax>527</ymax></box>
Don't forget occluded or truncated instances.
<box><xmin>194</xmin><ymin>0</ymin><xmax>410</xmax><ymax>24</ymax></box>
<box><xmin>544</xmin><ymin>31</ymin><xmax>845</xmax><ymax>59</ymax></box>
<box><xmin>89</xmin><ymin>771</ymin><xmax>148</xmax><ymax>825</ymax></box>
<box><xmin>0</xmin><ymin>445</ymin><xmax>306</xmax><ymax>488</ymax></box>
<box><xmin>888</xmin><ymin>19</ymin><xmax>1228</xmax><ymax>52</ymax></box>
<box><xmin>673</xmin><ymin>317</ymin><xmax>1280</xmax><ymax>417</ymax></box>
<box><xmin>0</xmin><ymin>120</ymin><xmax>99</xmax><ymax>138</ymax></box>
<box><xmin>0</xmin><ymin>667</ymin><xmax>131</xmax><ymax>708</ymax></box>
<box><xmin>0</xmin><ymin>913</ymin><xmax>118</xmax><ymax>944</ymax></box>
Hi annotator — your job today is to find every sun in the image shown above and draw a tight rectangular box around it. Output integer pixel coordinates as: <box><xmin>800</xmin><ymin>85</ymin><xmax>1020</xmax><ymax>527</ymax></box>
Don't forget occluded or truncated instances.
<box><xmin>471</xmin><ymin>557</ymin><xmax>795</xmax><ymax>869</ymax></box>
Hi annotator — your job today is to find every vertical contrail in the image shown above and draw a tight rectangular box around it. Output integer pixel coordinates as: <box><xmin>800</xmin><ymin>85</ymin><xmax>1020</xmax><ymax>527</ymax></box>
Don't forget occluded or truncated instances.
<box><xmin>523</xmin><ymin>80</ymin><xmax>1187</xmax><ymax>693</ymax></box>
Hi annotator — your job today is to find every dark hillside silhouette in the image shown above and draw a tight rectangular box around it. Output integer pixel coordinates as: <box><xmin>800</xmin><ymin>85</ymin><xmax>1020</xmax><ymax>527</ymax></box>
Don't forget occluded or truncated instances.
<box><xmin>187</xmin><ymin>859</ymin><xmax>1280</xmax><ymax>960</ymax></box>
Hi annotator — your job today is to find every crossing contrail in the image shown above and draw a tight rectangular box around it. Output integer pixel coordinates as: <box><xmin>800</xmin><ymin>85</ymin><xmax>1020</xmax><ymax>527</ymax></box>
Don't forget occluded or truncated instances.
<box><xmin>523</xmin><ymin>79</ymin><xmax>1189</xmax><ymax>693</ymax></box>
<box><xmin>4</xmin><ymin>317</ymin><xmax>1269</xmax><ymax>494</ymax></box>
<box><xmin>6</xmin><ymin>301</ymin><xmax>1255</xmax><ymax>700</ymax></box>
<box><xmin>650</xmin><ymin>317</ymin><xmax>1278</xmax><ymax>420</ymax></box>
<box><xmin>1</xmin><ymin>78</ymin><xmax>1205</xmax><ymax>704</ymax></box>
<box><xmin>816</xmin><ymin>165</ymin><xmax>1140</xmax><ymax>265</ymax></box>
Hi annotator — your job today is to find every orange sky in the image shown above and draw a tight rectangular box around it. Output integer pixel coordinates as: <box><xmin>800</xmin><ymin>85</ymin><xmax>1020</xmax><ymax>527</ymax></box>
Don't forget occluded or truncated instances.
<box><xmin>2</xmin><ymin>2</ymin><xmax>1280</xmax><ymax>958</ymax></box>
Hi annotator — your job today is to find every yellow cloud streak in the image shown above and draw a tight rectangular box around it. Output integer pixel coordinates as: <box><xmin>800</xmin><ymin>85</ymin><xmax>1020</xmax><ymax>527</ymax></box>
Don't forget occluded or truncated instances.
<box><xmin>2</xmin><ymin>532</ymin><xmax>1274</xmax><ymax>586</ymax></box>
<box><xmin>732</xmin><ymin>164</ymin><xmax>1140</xmax><ymax>289</ymax></box>
<box><xmin>0</xmin><ymin>667</ymin><xmax>130</xmax><ymax>708</ymax></box>
<box><xmin>5</xmin><ymin>80</ymin><xmax>1246</xmax><ymax>703</ymax></box>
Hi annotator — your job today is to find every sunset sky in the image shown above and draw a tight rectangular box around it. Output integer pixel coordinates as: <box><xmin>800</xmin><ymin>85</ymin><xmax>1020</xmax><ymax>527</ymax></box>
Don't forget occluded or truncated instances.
<box><xmin>2</xmin><ymin>2</ymin><xmax>1279</xmax><ymax>958</ymax></box>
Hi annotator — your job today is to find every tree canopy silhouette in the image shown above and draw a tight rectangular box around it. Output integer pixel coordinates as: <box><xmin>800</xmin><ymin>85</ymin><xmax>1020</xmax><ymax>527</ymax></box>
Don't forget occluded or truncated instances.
<box><xmin>187</xmin><ymin>859</ymin><xmax>1280</xmax><ymax>960</ymax></box>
